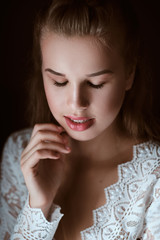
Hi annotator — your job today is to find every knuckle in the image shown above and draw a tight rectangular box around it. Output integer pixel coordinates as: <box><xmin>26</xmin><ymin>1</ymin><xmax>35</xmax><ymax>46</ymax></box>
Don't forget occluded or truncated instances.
<box><xmin>37</xmin><ymin>130</ymin><xmax>45</xmax><ymax>141</ymax></box>
<box><xmin>20</xmin><ymin>161</ymin><xmax>27</xmax><ymax>173</ymax></box>
<box><xmin>33</xmin><ymin>124</ymin><xmax>44</xmax><ymax>135</ymax></box>
<box><xmin>31</xmin><ymin>124</ymin><xmax>42</xmax><ymax>138</ymax></box>
<box><xmin>38</xmin><ymin>141</ymin><xmax>45</xmax><ymax>149</ymax></box>
<box><xmin>35</xmin><ymin>149</ymin><xmax>42</xmax><ymax>158</ymax></box>
<box><xmin>55</xmin><ymin>132</ymin><xmax>64</xmax><ymax>142</ymax></box>
<box><xmin>34</xmin><ymin>123</ymin><xmax>41</xmax><ymax>130</ymax></box>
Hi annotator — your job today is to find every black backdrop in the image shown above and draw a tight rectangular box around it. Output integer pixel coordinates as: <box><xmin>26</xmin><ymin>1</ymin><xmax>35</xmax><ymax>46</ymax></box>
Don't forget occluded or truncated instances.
<box><xmin>1</xmin><ymin>0</ymin><xmax>160</xmax><ymax>155</ymax></box>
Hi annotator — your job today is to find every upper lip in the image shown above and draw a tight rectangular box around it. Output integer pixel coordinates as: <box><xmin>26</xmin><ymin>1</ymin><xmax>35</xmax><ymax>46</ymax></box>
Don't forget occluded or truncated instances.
<box><xmin>65</xmin><ymin>115</ymin><xmax>93</xmax><ymax>120</ymax></box>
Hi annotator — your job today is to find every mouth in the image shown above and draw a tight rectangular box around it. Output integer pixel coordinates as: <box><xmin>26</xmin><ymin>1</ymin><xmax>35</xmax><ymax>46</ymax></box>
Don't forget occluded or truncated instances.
<box><xmin>64</xmin><ymin>116</ymin><xmax>95</xmax><ymax>131</ymax></box>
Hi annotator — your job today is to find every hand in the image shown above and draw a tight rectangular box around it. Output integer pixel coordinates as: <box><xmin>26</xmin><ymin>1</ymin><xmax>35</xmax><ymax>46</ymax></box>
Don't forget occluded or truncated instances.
<box><xmin>20</xmin><ymin>123</ymin><xmax>71</xmax><ymax>217</ymax></box>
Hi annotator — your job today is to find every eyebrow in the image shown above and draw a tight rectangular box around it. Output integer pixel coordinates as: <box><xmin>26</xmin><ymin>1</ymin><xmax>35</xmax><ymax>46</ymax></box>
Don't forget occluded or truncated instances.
<box><xmin>86</xmin><ymin>69</ymin><xmax>113</xmax><ymax>77</ymax></box>
<box><xmin>45</xmin><ymin>68</ymin><xmax>65</xmax><ymax>77</ymax></box>
<box><xmin>45</xmin><ymin>68</ymin><xmax>112</xmax><ymax>77</ymax></box>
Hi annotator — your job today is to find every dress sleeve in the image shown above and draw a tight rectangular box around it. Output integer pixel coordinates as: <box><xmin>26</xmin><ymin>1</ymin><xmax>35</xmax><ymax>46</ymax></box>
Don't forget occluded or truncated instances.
<box><xmin>140</xmin><ymin>177</ymin><xmax>160</xmax><ymax>240</ymax></box>
<box><xmin>12</xmin><ymin>194</ymin><xmax>63</xmax><ymax>240</ymax></box>
<box><xmin>0</xmin><ymin>130</ymin><xmax>63</xmax><ymax>240</ymax></box>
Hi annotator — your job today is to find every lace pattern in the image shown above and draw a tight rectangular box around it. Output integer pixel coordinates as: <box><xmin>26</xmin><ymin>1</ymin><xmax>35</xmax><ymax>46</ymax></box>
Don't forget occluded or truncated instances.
<box><xmin>80</xmin><ymin>142</ymin><xmax>160</xmax><ymax>240</ymax></box>
<box><xmin>0</xmin><ymin>129</ymin><xmax>63</xmax><ymax>240</ymax></box>
<box><xmin>1</xmin><ymin>129</ymin><xmax>160</xmax><ymax>240</ymax></box>
<box><xmin>0</xmin><ymin>129</ymin><xmax>32</xmax><ymax>239</ymax></box>
<box><xmin>12</xmin><ymin>194</ymin><xmax>63</xmax><ymax>240</ymax></box>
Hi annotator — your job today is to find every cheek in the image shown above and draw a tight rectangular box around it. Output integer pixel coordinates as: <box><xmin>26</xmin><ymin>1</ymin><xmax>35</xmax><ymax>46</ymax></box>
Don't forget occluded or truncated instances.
<box><xmin>97</xmin><ymin>84</ymin><xmax>126</xmax><ymax>116</ymax></box>
<box><xmin>109</xmin><ymin>85</ymin><xmax>126</xmax><ymax>109</ymax></box>
<box><xmin>44</xmin><ymin>84</ymin><xmax>63</xmax><ymax>115</ymax></box>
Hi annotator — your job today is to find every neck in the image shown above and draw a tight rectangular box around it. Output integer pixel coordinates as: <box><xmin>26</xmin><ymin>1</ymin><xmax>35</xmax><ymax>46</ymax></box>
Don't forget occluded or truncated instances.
<box><xmin>70</xmin><ymin>123</ymin><xmax>136</xmax><ymax>167</ymax></box>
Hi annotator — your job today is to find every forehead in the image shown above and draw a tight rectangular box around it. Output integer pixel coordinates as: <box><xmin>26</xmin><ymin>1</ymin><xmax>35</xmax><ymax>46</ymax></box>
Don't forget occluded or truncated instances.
<box><xmin>40</xmin><ymin>33</ymin><xmax>108</xmax><ymax>58</ymax></box>
<box><xmin>40</xmin><ymin>32</ymin><xmax>125</xmax><ymax>71</ymax></box>
<box><xmin>41</xmin><ymin>35</ymin><xmax>102</xmax><ymax>75</ymax></box>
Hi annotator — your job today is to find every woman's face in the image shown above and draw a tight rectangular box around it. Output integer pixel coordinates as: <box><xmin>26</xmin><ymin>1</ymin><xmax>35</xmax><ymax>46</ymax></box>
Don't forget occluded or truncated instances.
<box><xmin>41</xmin><ymin>33</ymin><xmax>133</xmax><ymax>141</ymax></box>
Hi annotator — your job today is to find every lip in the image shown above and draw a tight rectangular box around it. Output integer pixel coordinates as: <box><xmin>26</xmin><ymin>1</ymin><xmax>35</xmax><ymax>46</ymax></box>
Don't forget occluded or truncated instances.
<box><xmin>66</xmin><ymin>115</ymin><xmax>91</xmax><ymax>121</ymax></box>
<box><xmin>64</xmin><ymin>116</ymin><xmax>95</xmax><ymax>131</ymax></box>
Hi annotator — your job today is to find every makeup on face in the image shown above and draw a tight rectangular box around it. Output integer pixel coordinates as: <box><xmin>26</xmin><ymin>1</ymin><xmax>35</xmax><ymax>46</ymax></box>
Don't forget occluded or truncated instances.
<box><xmin>42</xmin><ymin>34</ymin><xmax>130</xmax><ymax>141</ymax></box>
<box><xmin>64</xmin><ymin>116</ymin><xmax>95</xmax><ymax>131</ymax></box>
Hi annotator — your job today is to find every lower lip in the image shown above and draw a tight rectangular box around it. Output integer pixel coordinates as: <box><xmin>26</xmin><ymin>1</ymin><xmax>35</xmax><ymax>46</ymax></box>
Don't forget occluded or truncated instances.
<box><xmin>64</xmin><ymin>117</ymin><xmax>95</xmax><ymax>131</ymax></box>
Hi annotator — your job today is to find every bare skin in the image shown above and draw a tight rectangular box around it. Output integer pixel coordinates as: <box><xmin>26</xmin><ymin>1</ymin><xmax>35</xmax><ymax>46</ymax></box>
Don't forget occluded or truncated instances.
<box><xmin>20</xmin><ymin>123</ymin><xmax>71</xmax><ymax>217</ymax></box>
<box><xmin>20</xmin><ymin>34</ymin><xmax>138</xmax><ymax>239</ymax></box>
<box><xmin>54</xmin><ymin>130</ymin><xmax>135</xmax><ymax>240</ymax></box>
<box><xmin>21</xmin><ymin>122</ymin><xmax>136</xmax><ymax>240</ymax></box>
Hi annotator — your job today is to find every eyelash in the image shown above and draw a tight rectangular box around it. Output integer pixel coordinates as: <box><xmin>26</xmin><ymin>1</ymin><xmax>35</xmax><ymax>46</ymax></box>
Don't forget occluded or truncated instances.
<box><xmin>53</xmin><ymin>81</ymin><xmax>68</xmax><ymax>87</ymax></box>
<box><xmin>87</xmin><ymin>81</ymin><xmax>104</xmax><ymax>89</ymax></box>
<box><xmin>53</xmin><ymin>81</ymin><xmax>105</xmax><ymax>89</ymax></box>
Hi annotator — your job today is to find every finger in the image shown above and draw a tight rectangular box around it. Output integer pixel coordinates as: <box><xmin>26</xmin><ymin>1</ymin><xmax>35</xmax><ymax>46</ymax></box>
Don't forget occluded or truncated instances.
<box><xmin>22</xmin><ymin>129</ymin><xmax>66</xmax><ymax>158</ymax></box>
<box><xmin>21</xmin><ymin>149</ymin><xmax>62</xmax><ymax>175</ymax></box>
<box><xmin>21</xmin><ymin>141</ymin><xmax>71</xmax><ymax>164</ymax></box>
<box><xmin>31</xmin><ymin>123</ymin><xmax>64</xmax><ymax>139</ymax></box>
<box><xmin>60</xmin><ymin>131</ymin><xmax>71</xmax><ymax>145</ymax></box>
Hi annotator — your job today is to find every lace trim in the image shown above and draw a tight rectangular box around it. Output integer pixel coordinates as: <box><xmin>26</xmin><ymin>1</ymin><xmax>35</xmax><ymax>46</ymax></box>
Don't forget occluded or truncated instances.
<box><xmin>0</xmin><ymin>129</ymin><xmax>33</xmax><ymax>239</ymax></box>
<box><xmin>0</xmin><ymin>128</ymin><xmax>64</xmax><ymax>240</ymax></box>
<box><xmin>80</xmin><ymin>141</ymin><xmax>160</xmax><ymax>239</ymax></box>
<box><xmin>1</xmin><ymin>129</ymin><xmax>160</xmax><ymax>240</ymax></box>
<box><xmin>12</xmin><ymin>194</ymin><xmax>63</xmax><ymax>240</ymax></box>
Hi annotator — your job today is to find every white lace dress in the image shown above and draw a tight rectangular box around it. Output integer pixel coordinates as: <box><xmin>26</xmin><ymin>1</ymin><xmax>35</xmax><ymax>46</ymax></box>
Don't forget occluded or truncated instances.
<box><xmin>0</xmin><ymin>128</ymin><xmax>160</xmax><ymax>240</ymax></box>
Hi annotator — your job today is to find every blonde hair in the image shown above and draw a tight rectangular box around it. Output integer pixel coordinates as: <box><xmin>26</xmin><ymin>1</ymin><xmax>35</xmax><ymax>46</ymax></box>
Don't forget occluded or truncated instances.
<box><xmin>27</xmin><ymin>0</ymin><xmax>160</xmax><ymax>142</ymax></box>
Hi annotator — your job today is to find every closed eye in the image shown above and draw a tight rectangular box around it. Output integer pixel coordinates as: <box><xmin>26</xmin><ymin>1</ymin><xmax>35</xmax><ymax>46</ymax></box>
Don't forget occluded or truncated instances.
<box><xmin>53</xmin><ymin>80</ymin><xmax>105</xmax><ymax>89</ymax></box>
<box><xmin>53</xmin><ymin>81</ymin><xmax>68</xmax><ymax>87</ymax></box>
<box><xmin>87</xmin><ymin>81</ymin><xmax>105</xmax><ymax>89</ymax></box>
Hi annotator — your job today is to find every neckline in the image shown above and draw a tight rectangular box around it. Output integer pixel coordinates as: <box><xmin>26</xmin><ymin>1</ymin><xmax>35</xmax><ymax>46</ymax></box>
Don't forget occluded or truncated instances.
<box><xmin>80</xmin><ymin>140</ymin><xmax>154</xmax><ymax>239</ymax></box>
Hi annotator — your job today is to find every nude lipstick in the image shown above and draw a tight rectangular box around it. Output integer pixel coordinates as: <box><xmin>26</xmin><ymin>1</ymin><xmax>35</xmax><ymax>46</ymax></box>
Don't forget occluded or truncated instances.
<box><xmin>64</xmin><ymin>116</ymin><xmax>95</xmax><ymax>131</ymax></box>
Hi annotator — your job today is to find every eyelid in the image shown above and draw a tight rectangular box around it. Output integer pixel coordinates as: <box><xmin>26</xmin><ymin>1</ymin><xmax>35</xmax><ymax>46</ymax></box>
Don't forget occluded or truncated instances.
<box><xmin>51</xmin><ymin>78</ymin><xmax>106</xmax><ymax>89</ymax></box>
<box><xmin>47</xmin><ymin>74</ymin><xmax>68</xmax><ymax>85</ymax></box>
<box><xmin>53</xmin><ymin>80</ymin><xmax>68</xmax><ymax>87</ymax></box>
<box><xmin>87</xmin><ymin>81</ymin><xmax>105</xmax><ymax>89</ymax></box>
<box><xmin>53</xmin><ymin>81</ymin><xmax>106</xmax><ymax>88</ymax></box>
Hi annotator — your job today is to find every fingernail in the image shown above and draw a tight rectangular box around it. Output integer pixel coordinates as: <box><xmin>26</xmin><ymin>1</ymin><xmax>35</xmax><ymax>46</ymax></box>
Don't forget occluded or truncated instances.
<box><xmin>65</xmin><ymin>146</ymin><xmax>71</xmax><ymax>151</ymax></box>
<box><xmin>55</xmin><ymin>153</ymin><xmax>60</xmax><ymax>158</ymax></box>
<box><xmin>63</xmin><ymin>138</ymin><xmax>68</xmax><ymax>144</ymax></box>
<box><xmin>57</xmin><ymin>126</ymin><xmax>64</xmax><ymax>132</ymax></box>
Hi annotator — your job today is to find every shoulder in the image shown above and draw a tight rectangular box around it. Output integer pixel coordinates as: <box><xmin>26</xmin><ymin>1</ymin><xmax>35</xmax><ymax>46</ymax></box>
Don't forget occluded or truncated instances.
<box><xmin>1</xmin><ymin>128</ymin><xmax>32</xmax><ymax>199</ymax></box>
<box><xmin>4</xmin><ymin>127</ymin><xmax>32</xmax><ymax>148</ymax></box>
<box><xmin>1</xmin><ymin>128</ymin><xmax>32</xmax><ymax>170</ymax></box>
<box><xmin>135</xmin><ymin>140</ymin><xmax>160</xmax><ymax>178</ymax></box>
<box><xmin>135</xmin><ymin>140</ymin><xmax>160</xmax><ymax>160</ymax></box>
<box><xmin>2</xmin><ymin>128</ymin><xmax>32</xmax><ymax>156</ymax></box>
<box><xmin>0</xmin><ymin>128</ymin><xmax>33</xmax><ymax>220</ymax></box>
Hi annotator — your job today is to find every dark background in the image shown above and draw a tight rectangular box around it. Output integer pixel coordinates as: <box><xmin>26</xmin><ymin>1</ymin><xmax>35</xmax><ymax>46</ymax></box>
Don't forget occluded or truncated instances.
<box><xmin>1</xmin><ymin>0</ymin><xmax>160</xmax><ymax>156</ymax></box>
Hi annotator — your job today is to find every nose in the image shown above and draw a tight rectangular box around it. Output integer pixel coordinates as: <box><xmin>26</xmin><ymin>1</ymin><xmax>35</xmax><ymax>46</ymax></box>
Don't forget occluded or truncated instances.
<box><xmin>67</xmin><ymin>84</ymin><xmax>89</xmax><ymax>111</ymax></box>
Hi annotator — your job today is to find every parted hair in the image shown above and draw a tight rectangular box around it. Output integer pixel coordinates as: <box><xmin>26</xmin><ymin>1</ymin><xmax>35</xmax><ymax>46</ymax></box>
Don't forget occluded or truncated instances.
<box><xmin>27</xmin><ymin>0</ymin><xmax>160</xmax><ymax>141</ymax></box>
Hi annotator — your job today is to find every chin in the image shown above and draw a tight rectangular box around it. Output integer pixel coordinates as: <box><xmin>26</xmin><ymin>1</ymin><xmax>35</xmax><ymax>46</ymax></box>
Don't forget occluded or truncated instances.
<box><xmin>64</xmin><ymin>128</ymin><xmax>101</xmax><ymax>142</ymax></box>
<box><xmin>56</xmin><ymin>118</ymin><xmax>108</xmax><ymax>141</ymax></box>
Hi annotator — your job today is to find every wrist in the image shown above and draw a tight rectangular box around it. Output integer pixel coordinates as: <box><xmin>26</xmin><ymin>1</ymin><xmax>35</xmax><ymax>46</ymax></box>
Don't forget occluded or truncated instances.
<box><xmin>29</xmin><ymin>196</ymin><xmax>53</xmax><ymax>219</ymax></box>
